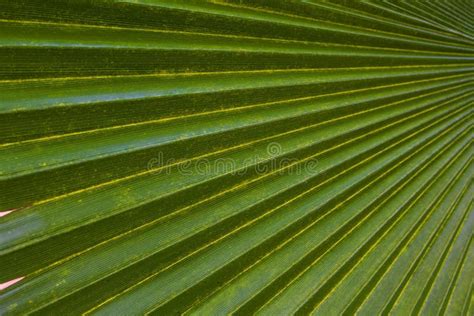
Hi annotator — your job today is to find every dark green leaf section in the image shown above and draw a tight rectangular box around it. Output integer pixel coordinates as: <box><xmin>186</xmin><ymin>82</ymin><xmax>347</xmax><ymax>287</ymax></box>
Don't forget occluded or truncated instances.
<box><xmin>0</xmin><ymin>0</ymin><xmax>472</xmax><ymax>315</ymax></box>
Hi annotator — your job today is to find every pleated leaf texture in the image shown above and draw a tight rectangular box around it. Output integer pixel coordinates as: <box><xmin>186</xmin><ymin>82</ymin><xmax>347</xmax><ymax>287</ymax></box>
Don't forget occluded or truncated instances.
<box><xmin>0</xmin><ymin>0</ymin><xmax>473</xmax><ymax>315</ymax></box>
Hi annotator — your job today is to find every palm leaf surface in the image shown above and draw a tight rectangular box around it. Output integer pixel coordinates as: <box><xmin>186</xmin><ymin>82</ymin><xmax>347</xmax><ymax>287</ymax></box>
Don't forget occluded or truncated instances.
<box><xmin>0</xmin><ymin>0</ymin><xmax>473</xmax><ymax>315</ymax></box>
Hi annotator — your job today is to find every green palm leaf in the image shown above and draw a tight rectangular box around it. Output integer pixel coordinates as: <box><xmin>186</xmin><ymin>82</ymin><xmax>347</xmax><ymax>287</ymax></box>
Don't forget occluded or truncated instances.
<box><xmin>0</xmin><ymin>0</ymin><xmax>473</xmax><ymax>314</ymax></box>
